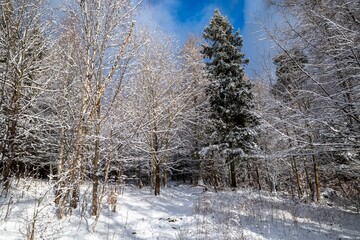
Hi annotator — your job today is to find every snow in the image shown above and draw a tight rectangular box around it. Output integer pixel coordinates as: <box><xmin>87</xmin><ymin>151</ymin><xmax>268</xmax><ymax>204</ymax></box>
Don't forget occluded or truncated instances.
<box><xmin>1</xmin><ymin>179</ymin><xmax>360</xmax><ymax>239</ymax></box>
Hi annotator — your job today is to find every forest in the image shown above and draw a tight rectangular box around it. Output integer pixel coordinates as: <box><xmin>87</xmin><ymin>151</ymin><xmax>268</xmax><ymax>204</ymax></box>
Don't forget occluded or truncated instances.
<box><xmin>0</xmin><ymin>0</ymin><xmax>359</xmax><ymax>239</ymax></box>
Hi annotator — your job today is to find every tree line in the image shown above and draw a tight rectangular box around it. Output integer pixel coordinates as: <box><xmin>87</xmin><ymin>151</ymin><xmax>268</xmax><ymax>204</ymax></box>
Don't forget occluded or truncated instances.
<box><xmin>0</xmin><ymin>0</ymin><xmax>358</xmax><ymax>220</ymax></box>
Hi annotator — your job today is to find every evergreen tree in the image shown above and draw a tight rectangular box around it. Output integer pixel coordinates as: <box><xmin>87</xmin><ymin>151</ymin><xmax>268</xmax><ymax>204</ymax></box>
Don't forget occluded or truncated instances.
<box><xmin>201</xmin><ymin>9</ymin><xmax>257</xmax><ymax>188</ymax></box>
<box><xmin>272</xmin><ymin>47</ymin><xmax>308</xmax><ymax>103</ymax></box>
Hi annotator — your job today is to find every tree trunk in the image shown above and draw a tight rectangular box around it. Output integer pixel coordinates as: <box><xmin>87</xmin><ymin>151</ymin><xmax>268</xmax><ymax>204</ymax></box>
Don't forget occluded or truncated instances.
<box><xmin>70</xmin><ymin>185</ymin><xmax>79</xmax><ymax>209</ymax></box>
<box><xmin>2</xmin><ymin>162</ymin><xmax>12</xmax><ymax>196</ymax></box>
<box><xmin>292</xmin><ymin>157</ymin><xmax>303</xmax><ymax>198</ymax></box>
<box><xmin>154</xmin><ymin>163</ymin><xmax>160</xmax><ymax>196</ymax></box>
<box><xmin>2</xmin><ymin>80</ymin><xmax>21</xmax><ymax>194</ymax></box>
<box><xmin>230</xmin><ymin>159</ymin><xmax>237</xmax><ymax>188</ymax></box>
<box><xmin>162</xmin><ymin>169</ymin><xmax>168</xmax><ymax>188</ymax></box>
<box><xmin>212</xmin><ymin>159</ymin><xmax>218</xmax><ymax>193</ymax></box>
<box><xmin>137</xmin><ymin>162</ymin><xmax>143</xmax><ymax>188</ymax></box>
<box><xmin>309</xmin><ymin>134</ymin><xmax>321</xmax><ymax>202</ymax></box>
<box><xmin>91</xmin><ymin>150</ymin><xmax>100</xmax><ymax>215</ymax></box>
<box><xmin>69</xmin><ymin>129</ymin><xmax>84</xmax><ymax>209</ymax></box>
<box><xmin>304</xmin><ymin>160</ymin><xmax>314</xmax><ymax>200</ymax></box>
<box><xmin>255</xmin><ymin>165</ymin><xmax>261</xmax><ymax>190</ymax></box>
<box><xmin>69</xmin><ymin>66</ymin><xmax>90</xmax><ymax>208</ymax></box>
<box><xmin>151</xmin><ymin>122</ymin><xmax>161</xmax><ymax>195</ymax></box>
<box><xmin>91</xmin><ymin>103</ymin><xmax>101</xmax><ymax>216</ymax></box>
<box><xmin>194</xmin><ymin>149</ymin><xmax>201</xmax><ymax>186</ymax></box>
<box><xmin>149</xmin><ymin>159</ymin><xmax>153</xmax><ymax>189</ymax></box>
<box><xmin>55</xmin><ymin>126</ymin><xmax>65</xmax><ymax>205</ymax></box>
<box><xmin>312</xmin><ymin>154</ymin><xmax>321</xmax><ymax>202</ymax></box>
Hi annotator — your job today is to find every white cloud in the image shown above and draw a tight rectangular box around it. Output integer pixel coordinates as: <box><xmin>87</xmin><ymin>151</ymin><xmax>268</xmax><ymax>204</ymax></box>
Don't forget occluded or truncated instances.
<box><xmin>135</xmin><ymin>0</ymin><xmax>179</xmax><ymax>34</ymax></box>
<box><xmin>136</xmin><ymin>1</ymin><xmax>216</xmax><ymax>42</ymax></box>
<box><xmin>242</xmin><ymin>0</ymin><xmax>278</xmax><ymax>78</ymax></box>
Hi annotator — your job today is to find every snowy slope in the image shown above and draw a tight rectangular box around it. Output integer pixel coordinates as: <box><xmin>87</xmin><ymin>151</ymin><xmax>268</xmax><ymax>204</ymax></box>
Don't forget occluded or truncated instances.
<box><xmin>1</xmin><ymin>180</ymin><xmax>359</xmax><ymax>239</ymax></box>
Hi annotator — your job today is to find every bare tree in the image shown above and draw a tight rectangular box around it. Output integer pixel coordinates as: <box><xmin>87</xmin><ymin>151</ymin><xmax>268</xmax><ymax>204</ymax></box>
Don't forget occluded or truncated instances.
<box><xmin>179</xmin><ymin>35</ymin><xmax>209</xmax><ymax>185</ymax></box>
<box><xmin>261</xmin><ymin>0</ymin><xmax>360</xmax><ymax>202</ymax></box>
<box><xmin>0</xmin><ymin>0</ymin><xmax>58</xmax><ymax>195</ymax></box>
<box><xmin>53</xmin><ymin>0</ymin><xmax>141</xmax><ymax>216</ymax></box>
<box><xmin>129</xmin><ymin>29</ymin><xmax>195</xmax><ymax>195</ymax></box>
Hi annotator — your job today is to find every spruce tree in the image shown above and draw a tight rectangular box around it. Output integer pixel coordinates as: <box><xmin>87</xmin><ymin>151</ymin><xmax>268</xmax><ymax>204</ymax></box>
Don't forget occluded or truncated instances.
<box><xmin>202</xmin><ymin>9</ymin><xmax>257</xmax><ymax>188</ymax></box>
<box><xmin>272</xmin><ymin>47</ymin><xmax>308</xmax><ymax>103</ymax></box>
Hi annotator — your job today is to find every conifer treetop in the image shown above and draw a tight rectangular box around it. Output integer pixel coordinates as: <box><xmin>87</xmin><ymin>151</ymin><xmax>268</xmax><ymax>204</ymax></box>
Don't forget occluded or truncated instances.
<box><xmin>201</xmin><ymin>9</ymin><xmax>257</xmax><ymax>152</ymax></box>
<box><xmin>202</xmin><ymin>9</ymin><xmax>253</xmax><ymax>128</ymax></box>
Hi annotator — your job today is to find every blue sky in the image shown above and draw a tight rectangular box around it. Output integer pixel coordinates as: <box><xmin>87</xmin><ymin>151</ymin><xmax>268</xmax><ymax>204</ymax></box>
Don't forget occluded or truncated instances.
<box><xmin>50</xmin><ymin>0</ymin><xmax>276</xmax><ymax>77</ymax></box>
<box><xmin>138</xmin><ymin>0</ymin><xmax>246</xmax><ymax>40</ymax></box>
<box><xmin>167</xmin><ymin>0</ymin><xmax>246</xmax><ymax>30</ymax></box>
<box><xmin>137</xmin><ymin>0</ymin><xmax>276</xmax><ymax>77</ymax></box>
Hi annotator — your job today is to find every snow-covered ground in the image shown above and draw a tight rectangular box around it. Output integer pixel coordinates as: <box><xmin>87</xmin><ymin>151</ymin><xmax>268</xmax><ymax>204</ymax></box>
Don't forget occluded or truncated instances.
<box><xmin>1</xmin><ymin>179</ymin><xmax>359</xmax><ymax>239</ymax></box>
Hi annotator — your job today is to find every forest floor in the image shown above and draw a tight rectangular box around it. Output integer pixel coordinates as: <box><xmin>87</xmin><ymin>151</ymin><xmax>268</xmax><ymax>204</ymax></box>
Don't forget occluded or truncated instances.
<box><xmin>0</xmin><ymin>179</ymin><xmax>360</xmax><ymax>239</ymax></box>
